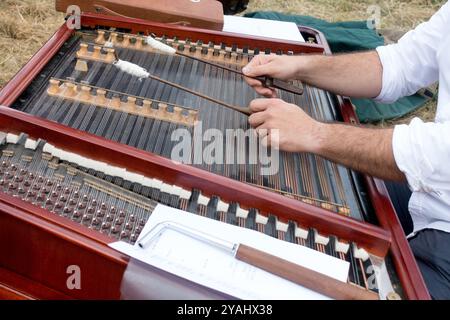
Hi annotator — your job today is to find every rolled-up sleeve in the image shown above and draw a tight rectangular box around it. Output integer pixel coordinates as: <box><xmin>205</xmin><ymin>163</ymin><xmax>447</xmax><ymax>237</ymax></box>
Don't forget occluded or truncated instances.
<box><xmin>393</xmin><ymin>118</ymin><xmax>450</xmax><ymax>193</ymax></box>
<box><xmin>375</xmin><ymin>2</ymin><xmax>449</xmax><ymax>103</ymax></box>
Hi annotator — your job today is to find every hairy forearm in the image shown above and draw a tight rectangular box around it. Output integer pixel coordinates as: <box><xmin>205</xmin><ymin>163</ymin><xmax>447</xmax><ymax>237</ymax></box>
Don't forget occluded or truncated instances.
<box><xmin>309</xmin><ymin>123</ymin><xmax>405</xmax><ymax>181</ymax></box>
<box><xmin>296</xmin><ymin>51</ymin><xmax>383</xmax><ymax>99</ymax></box>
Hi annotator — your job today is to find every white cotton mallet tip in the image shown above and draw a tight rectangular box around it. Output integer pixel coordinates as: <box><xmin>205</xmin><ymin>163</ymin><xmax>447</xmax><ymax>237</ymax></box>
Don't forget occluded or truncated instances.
<box><xmin>146</xmin><ymin>36</ymin><xmax>177</xmax><ymax>54</ymax></box>
<box><xmin>114</xmin><ymin>59</ymin><xmax>150</xmax><ymax>79</ymax></box>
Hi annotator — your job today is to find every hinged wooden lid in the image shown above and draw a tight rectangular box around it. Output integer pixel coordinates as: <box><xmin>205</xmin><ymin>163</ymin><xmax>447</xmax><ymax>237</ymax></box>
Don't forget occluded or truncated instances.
<box><xmin>55</xmin><ymin>0</ymin><xmax>224</xmax><ymax>30</ymax></box>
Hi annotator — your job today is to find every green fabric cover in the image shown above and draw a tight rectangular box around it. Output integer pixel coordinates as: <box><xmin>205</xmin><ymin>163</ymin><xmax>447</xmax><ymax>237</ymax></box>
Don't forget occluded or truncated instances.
<box><xmin>244</xmin><ymin>11</ymin><xmax>430</xmax><ymax>123</ymax></box>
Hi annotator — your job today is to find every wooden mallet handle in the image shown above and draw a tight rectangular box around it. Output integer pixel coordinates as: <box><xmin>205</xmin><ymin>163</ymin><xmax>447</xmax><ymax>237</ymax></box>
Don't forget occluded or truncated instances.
<box><xmin>235</xmin><ymin>244</ymin><xmax>379</xmax><ymax>300</ymax></box>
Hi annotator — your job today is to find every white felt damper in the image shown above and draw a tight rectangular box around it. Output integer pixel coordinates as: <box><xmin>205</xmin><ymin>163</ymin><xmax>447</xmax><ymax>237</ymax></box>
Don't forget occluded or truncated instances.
<box><xmin>313</xmin><ymin>230</ymin><xmax>330</xmax><ymax>245</ymax></box>
<box><xmin>294</xmin><ymin>226</ymin><xmax>309</xmax><ymax>239</ymax></box>
<box><xmin>24</xmin><ymin>139</ymin><xmax>38</xmax><ymax>150</ymax></box>
<box><xmin>335</xmin><ymin>240</ymin><xmax>350</xmax><ymax>254</ymax></box>
<box><xmin>6</xmin><ymin>133</ymin><xmax>19</xmax><ymax>144</ymax></box>
<box><xmin>197</xmin><ymin>193</ymin><xmax>210</xmax><ymax>206</ymax></box>
<box><xmin>216</xmin><ymin>200</ymin><xmax>229</xmax><ymax>212</ymax></box>
<box><xmin>353</xmin><ymin>245</ymin><xmax>370</xmax><ymax>261</ymax></box>
<box><xmin>276</xmin><ymin>220</ymin><xmax>289</xmax><ymax>232</ymax></box>
<box><xmin>235</xmin><ymin>206</ymin><xmax>249</xmax><ymax>219</ymax></box>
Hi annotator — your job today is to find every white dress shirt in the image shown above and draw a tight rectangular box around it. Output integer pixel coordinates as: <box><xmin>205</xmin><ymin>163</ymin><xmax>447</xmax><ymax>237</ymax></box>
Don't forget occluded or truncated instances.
<box><xmin>375</xmin><ymin>1</ymin><xmax>450</xmax><ymax>236</ymax></box>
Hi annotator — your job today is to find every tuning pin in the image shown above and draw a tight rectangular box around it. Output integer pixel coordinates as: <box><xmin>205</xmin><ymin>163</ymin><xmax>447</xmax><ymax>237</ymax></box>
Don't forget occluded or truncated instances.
<box><xmin>120</xmin><ymin>231</ymin><xmax>130</xmax><ymax>239</ymax></box>
<box><xmin>102</xmin><ymin>222</ymin><xmax>111</xmax><ymax>230</ymax></box>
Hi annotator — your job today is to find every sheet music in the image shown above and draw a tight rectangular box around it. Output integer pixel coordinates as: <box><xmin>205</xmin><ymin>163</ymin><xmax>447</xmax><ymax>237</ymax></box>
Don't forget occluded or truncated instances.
<box><xmin>110</xmin><ymin>204</ymin><xmax>349</xmax><ymax>299</ymax></box>
<box><xmin>223</xmin><ymin>15</ymin><xmax>305</xmax><ymax>43</ymax></box>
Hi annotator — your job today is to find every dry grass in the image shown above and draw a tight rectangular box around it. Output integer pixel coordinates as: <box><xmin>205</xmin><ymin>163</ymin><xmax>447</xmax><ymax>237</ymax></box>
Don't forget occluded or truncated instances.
<box><xmin>0</xmin><ymin>0</ymin><xmax>445</xmax><ymax>124</ymax></box>
<box><xmin>0</xmin><ymin>0</ymin><xmax>62</xmax><ymax>89</ymax></box>
<box><xmin>246</xmin><ymin>0</ymin><xmax>445</xmax><ymax>30</ymax></box>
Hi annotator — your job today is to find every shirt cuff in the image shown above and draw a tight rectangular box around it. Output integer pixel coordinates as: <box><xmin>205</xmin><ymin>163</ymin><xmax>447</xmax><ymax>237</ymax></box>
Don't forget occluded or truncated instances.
<box><xmin>374</xmin><ymin>45</ymin><xmax>397</xmax><ymax>104</ymax></box>
<box><xmin>392</xmin><ymin>120</ymin><xmax>435</xmax><ymax>192</ymax></box>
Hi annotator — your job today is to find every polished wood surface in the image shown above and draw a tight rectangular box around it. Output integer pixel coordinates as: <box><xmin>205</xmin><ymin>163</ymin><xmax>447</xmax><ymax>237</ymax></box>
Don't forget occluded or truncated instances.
<box><xmin>0</xmin><ymin>107</ymin><xmax>392</xmax><ymax>257</ymax></box>
<box><xmin>236</xmin><ymin>244</ymin><xmax>379</xmax><ymax>300</ymax></box>
<box><xmin>56</xmin><ymin>0</ymin><xmax>224</xmax><ymax>30</ymax></box>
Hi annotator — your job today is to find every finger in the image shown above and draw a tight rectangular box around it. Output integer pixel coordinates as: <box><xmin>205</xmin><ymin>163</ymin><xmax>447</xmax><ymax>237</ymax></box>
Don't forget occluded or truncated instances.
<box><xmin>249</xmin><ymin>98</ymin><xmax>271</xmax><ymax>113</ymax></box>
<box><xmin>243</xmin><ymin>76</ymin><xmax>263</xmax><ymax>88</ymax></box>
<box><xmin>245</xmin><ymin>79</ymin><xmax>275</xmax><ymax>97</ymax></box>
<box><xmin>248</xmin><ymin>111</ymin><xmax>267</xmax><ymax>128</ymax></box>
<box><xmin>242</xmin><ymin>61</ymin><xmax>277</xmax><ymax>78</ymax></box>
<box><xmin>257</xmin><ymin>87</ymin><xmax>277</xmax><ymax>98</ymax></box>
<box><xmin>242</xmin><ymin>54</ymin><xmax>272</xmax><ymax>71</ymax></box>
<box><xmin>253</xmin><ymin>87</ymin><xmax>274</xmax><ymax>98</ymax></box>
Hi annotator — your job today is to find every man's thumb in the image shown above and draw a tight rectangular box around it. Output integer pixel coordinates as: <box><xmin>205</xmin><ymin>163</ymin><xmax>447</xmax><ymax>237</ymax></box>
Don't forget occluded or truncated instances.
<box><xmin>242</xmin><ymin>64</ymin><xmax>271</xmax><ymax>77</ymax></box>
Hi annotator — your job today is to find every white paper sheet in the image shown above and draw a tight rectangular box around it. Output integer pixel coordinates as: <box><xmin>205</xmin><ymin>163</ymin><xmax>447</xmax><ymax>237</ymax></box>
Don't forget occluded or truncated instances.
<box><xmin>223</xmin><ymin>15</ymin><xmax>305</xmax><ymax>43</ymax></box>
<box><xmin>110</xmin><ymin>204</ymin><xmax>349</xmax><ymax>300</ymax></box>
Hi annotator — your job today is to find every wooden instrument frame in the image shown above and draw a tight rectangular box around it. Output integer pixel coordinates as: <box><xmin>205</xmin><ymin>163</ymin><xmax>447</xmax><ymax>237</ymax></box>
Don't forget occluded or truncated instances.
<box><xmin>0</xmin><ymin>13</ymin><xmax>430</xmax><ymax>300</ymax></box>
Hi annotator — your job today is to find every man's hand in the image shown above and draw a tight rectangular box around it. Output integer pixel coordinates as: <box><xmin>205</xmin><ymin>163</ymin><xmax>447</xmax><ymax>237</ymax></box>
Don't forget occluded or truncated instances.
<box><xmin>242</xmin><ymin>55</ymin><xmax>302</xmax><ymax>98</ymax></box>
<box><xmin>247</xmin><ymin>97</ymin><xmax>405</xmax><ymax>181</ymax></box>
<box><xmin>248</xmin><ymin>98</ymin><xmax>321</xmax><ymax>153</ymax></box>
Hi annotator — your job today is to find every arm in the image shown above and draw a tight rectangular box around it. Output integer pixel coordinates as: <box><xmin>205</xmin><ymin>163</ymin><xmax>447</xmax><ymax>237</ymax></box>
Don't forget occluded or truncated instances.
<box><xmin>244</xmin><ymin>2</ymin><xmax>448</xmax><ymax>101</ymax></box>
<box><xmin>249</xmin><ymin>97</ymin><xmax>450</xmax><ymax>192</ymax></box>
<box><xmin>243</xmin><ymin>51</ymin><xmax>383</xmax><ymax>99</ymax></box>
<box><xmin>248</xmin><ymin>98</ymin><xmax>404</xmax><ymax>181</ymax></box>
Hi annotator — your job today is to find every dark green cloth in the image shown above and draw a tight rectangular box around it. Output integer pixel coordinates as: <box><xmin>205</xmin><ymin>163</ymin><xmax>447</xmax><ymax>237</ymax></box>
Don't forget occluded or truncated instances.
<box><xmin>244</xmin><ymin>11</ymin><xmax>430</xmax><ymax>123</ymax></box>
